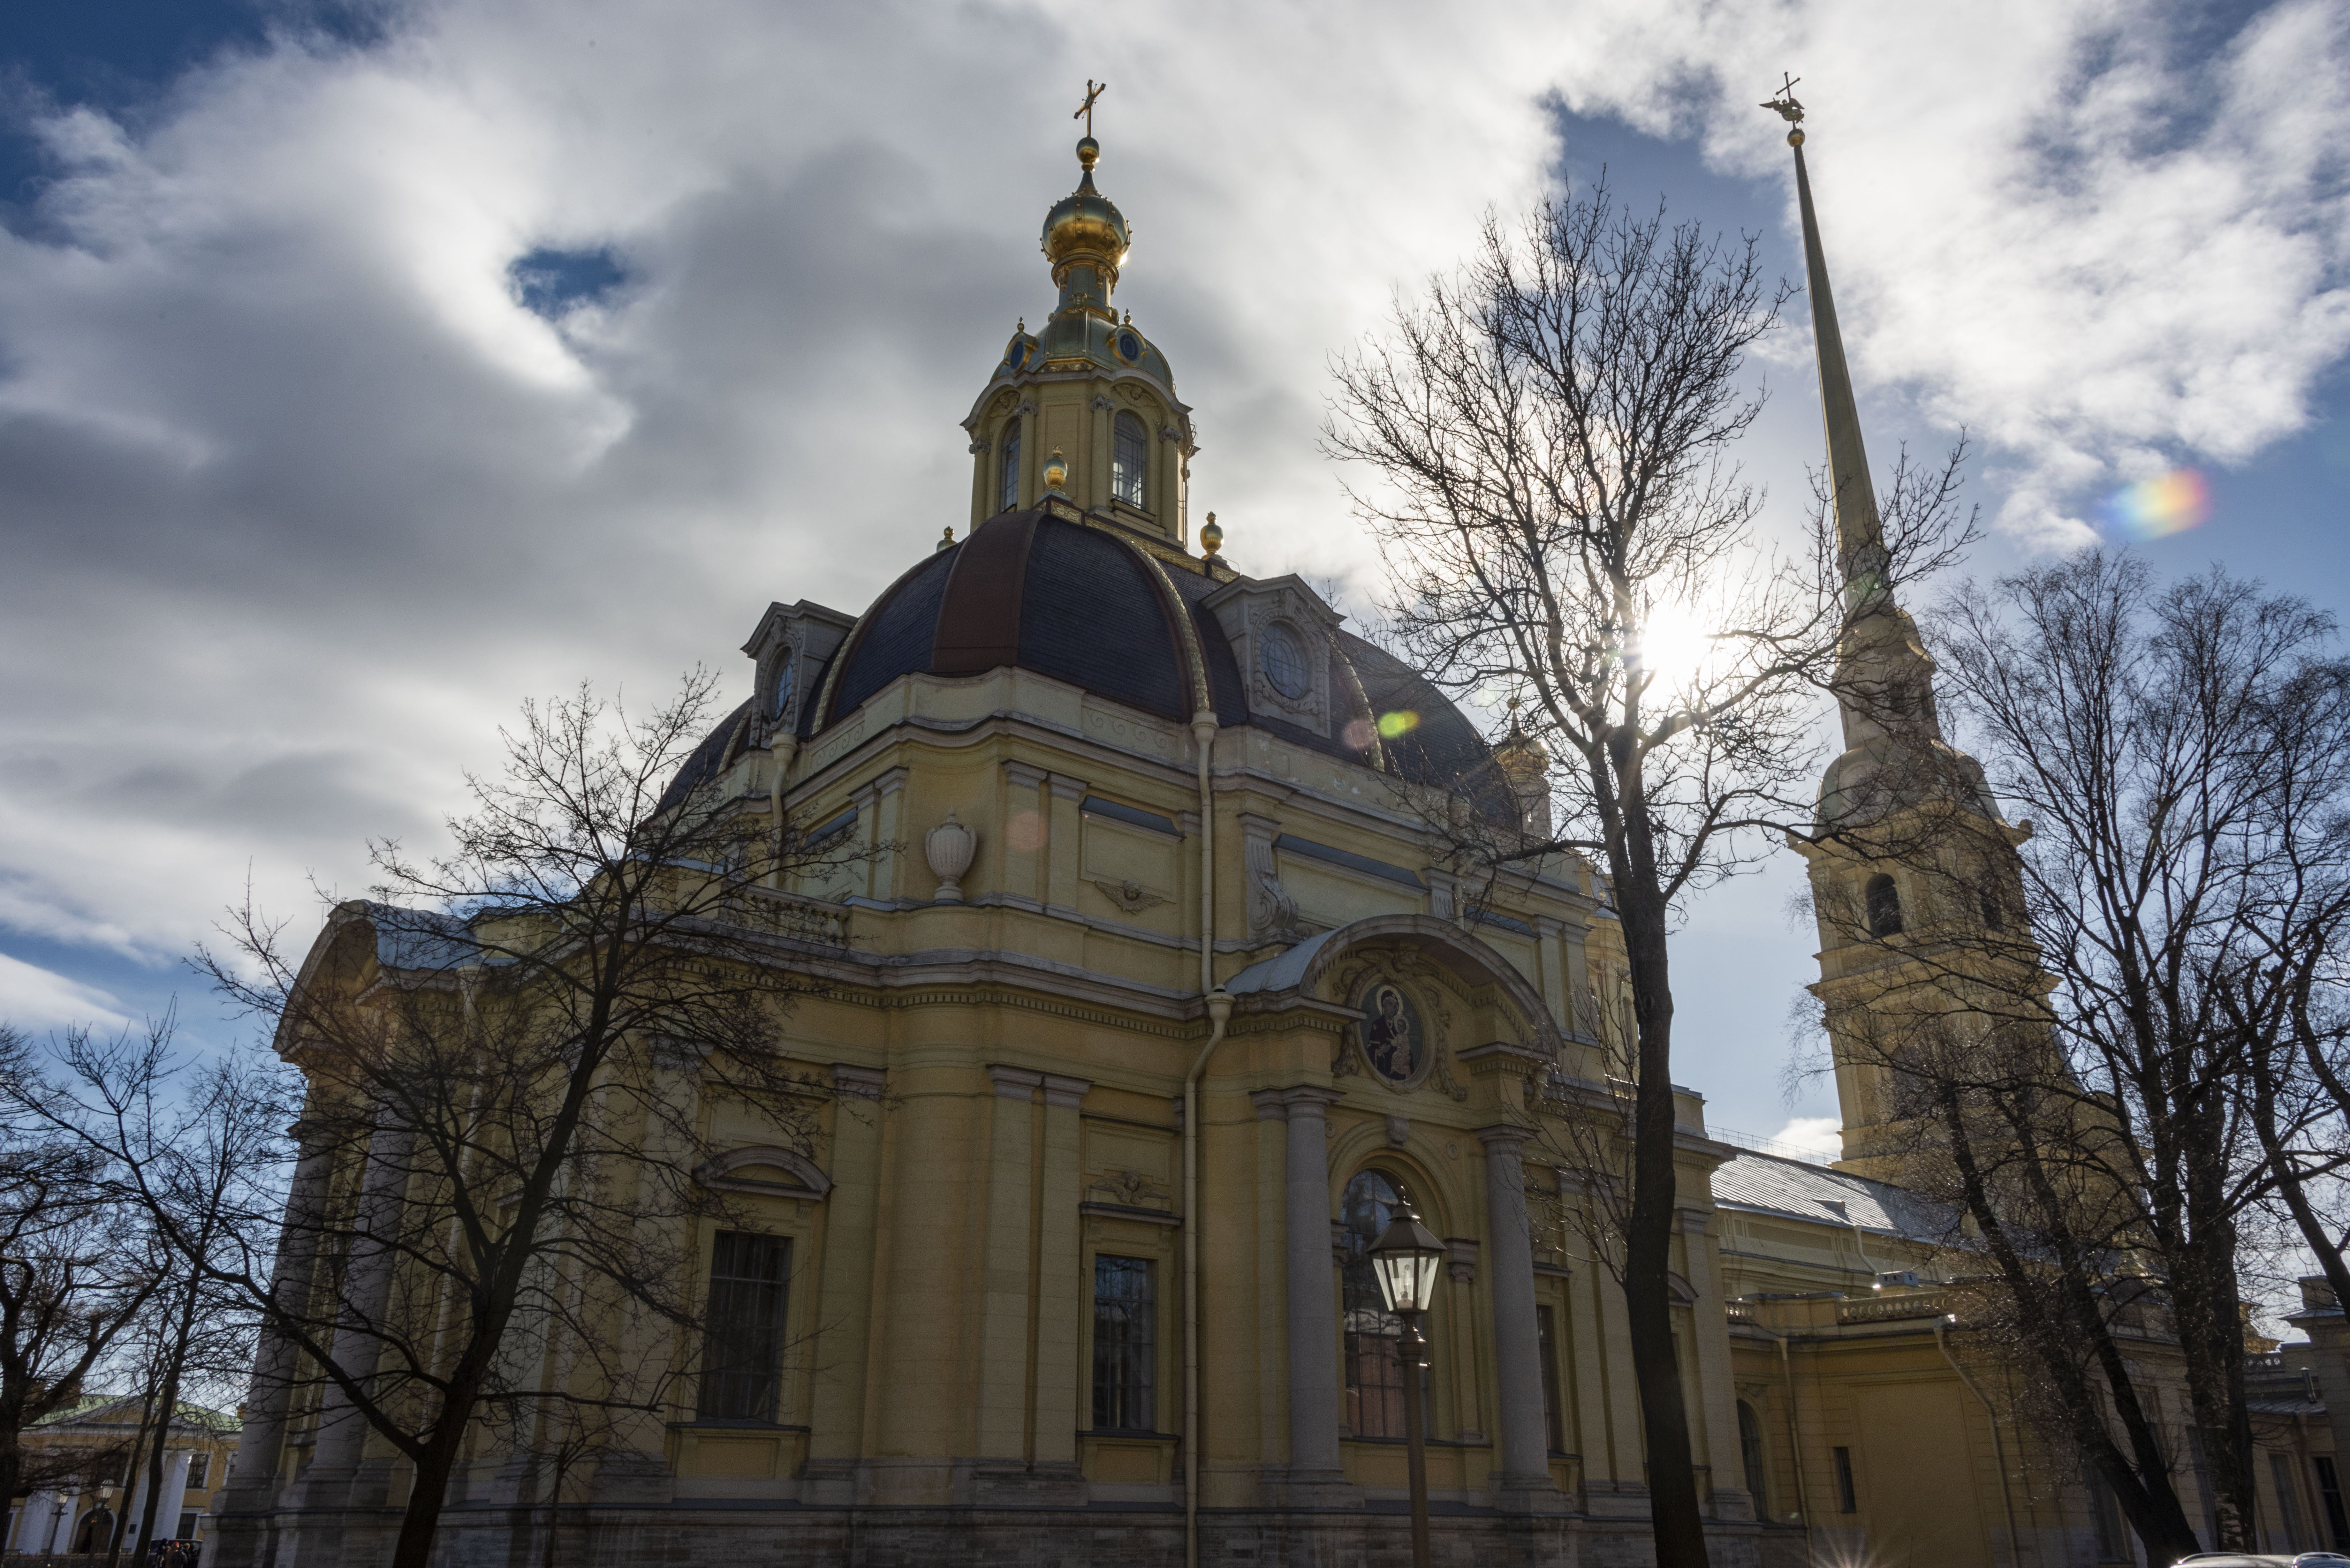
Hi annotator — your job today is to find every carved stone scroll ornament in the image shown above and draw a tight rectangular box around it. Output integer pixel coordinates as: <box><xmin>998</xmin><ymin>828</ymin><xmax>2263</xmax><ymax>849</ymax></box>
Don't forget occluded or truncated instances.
<box><xmin>1245</xmin><ymin>833</ymin><xmax>1302</xmax><ymax>942</ymax></box>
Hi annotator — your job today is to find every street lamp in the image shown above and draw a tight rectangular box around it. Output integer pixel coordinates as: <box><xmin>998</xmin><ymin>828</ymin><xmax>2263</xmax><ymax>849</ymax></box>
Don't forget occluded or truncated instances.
<box><xmin>1368</xmin><ymin>1198</ymin><xmax>1446</xmax><ymax>1568</ymax></box>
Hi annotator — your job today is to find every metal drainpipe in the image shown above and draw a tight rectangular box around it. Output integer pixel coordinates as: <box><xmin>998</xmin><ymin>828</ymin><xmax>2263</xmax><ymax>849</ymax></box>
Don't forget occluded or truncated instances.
<box><xmin>1937</xmin><ymin>1314</ymin><xmax>2023</xmax><ymax>1568</ymax></box>
<box><xmin>1182</xmin><ymin>710</ymin><xmax>1227</xmax><ymax>1568</ymax></box>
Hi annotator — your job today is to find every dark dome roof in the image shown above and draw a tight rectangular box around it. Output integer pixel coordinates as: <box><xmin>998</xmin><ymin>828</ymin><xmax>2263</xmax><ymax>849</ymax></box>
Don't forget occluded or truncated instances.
<box><xmin>667</xmin><ymin>508</ymin><xmax>1513</xmax><ymax>822</ymax></box>
<box><xmin>818</xmin><ymin>509</ymin><xmax>1201</xmax><ymax>727</ymax></box>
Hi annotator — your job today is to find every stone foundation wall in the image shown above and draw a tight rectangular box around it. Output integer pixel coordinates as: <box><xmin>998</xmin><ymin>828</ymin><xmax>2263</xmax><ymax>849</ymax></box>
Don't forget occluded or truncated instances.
<box><xmin>216</xmin><ymin>1503</ymin><xmax>1791</xmax><ymax>1568</ymax></box>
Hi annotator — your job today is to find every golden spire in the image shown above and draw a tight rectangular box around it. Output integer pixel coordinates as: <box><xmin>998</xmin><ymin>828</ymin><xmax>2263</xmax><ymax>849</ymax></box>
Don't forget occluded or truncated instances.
<box><xmin>1766</xmin><ymin>78</ymin><xmax>1887</xmax><ymax>604</ymax></box>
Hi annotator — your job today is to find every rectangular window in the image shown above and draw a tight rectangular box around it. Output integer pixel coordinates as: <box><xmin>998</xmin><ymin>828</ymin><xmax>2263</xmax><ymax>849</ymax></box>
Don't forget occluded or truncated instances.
<box><xmin>2315</xmin><ymin>1456</ymin><xmax>2350</xmax><ymax>1551</ymax></box>
<box><xmin>1535</xmin><ymin>1305</ymin><xmax>1564</xmax><ymax>1454</ymax></box>
<box><xmin>698</xmin><ymin>1231</ymin><xmax>790</xmax><ymax>1422</ymax></box>
<box><xmin>2188</xmin><ymin>1427</ymin><xmax>2218</xmax><ymax>1546</ymax></box>
<box><xmin>184</xmin><ymin>1454</ymin><xmax>209</xmax><ymax>1491</ymax></box>
<box><xmin>2088</xmin><ymin>1466</ymin><xmax>2128</xmax><ymax>1561</ymax></box>
<box><xmin>2273</xmin><ymin>1452</ymin><xmax>2308</xmax><ymax>1551</ymax></box>
<box><xmin>1091</xmin><ymin>1255</ymin><xmax>1156</xmax><ymax>1431</ymax></box>
<box><xmin>1833</xmin><ymin>1445</ymin><xmax>1857</xmax><ymax>1513</ymax></box>
<box><xmin>175</xmin><ymin>1512</ymin><xmax>196</xmax><ymax>1541</ymax></box>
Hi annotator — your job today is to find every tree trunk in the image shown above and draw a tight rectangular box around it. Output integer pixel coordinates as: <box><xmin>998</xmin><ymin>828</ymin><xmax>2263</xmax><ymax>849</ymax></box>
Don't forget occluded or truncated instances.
<box><xmin>1616</xmin><ymin>818</ymin><xmax>1709</xmax><ymax>1568</ymax></box>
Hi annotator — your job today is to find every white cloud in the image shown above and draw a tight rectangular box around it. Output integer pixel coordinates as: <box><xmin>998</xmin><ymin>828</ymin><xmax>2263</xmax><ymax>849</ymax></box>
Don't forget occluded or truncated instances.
<box><xmin>1769</xmin><ymin>1116</ymin><xmax>1846</xmax><ymax>1163</ymax></box>
<box><xmin>0</xmin><ymin>0</ymin><xmax>2342</xmax><ymax>1017</ymax></box>
<box><xmin>0</xmin><ymin>952</ymin><xmax>131</xmax><ymax>1031</ymax></box>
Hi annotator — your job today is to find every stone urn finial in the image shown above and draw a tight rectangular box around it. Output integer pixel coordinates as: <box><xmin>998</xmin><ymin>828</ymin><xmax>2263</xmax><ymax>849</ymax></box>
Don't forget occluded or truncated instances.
<box><xmin>925</xmin><ymin>810</ymin><xmax>976</xmax><ymax>903</ymax></box>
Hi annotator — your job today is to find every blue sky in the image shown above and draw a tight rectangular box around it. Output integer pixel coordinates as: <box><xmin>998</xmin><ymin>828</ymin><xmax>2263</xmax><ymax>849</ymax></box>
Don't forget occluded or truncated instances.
<box><xmin>3</xmin><ymin>0</ymin><xmax>2346</xmax><ymax>1151</ymax></box>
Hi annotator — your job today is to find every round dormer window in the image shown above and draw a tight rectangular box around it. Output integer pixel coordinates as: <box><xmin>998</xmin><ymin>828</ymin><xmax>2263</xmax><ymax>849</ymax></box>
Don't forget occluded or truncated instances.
<box><xmin>768</xmin><ymin>658</ymin><xmax>795</xmax><ymax>720</ymax></box>
<box><xmin>1261</xmin><ymin>623</ymin><xmax>1310</xmax><ymax>700</ymax></box>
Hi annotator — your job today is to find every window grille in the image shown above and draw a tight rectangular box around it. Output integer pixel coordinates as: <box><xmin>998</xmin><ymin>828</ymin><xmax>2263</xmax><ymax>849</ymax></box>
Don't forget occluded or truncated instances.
<box><xmin>699</xmin><ymin>1231</ymin><xmax>790</xmax><ymax>1422</ymax></box>
<box><xmin>999</xmin><ymin>422</ymin><xmax>1022</xmax><ymax>513</ymax></box>
<box><xmin>1112</xmin><ymin>411</ymin><xmax>1148</xmax><ymax>508</ymax></box>
<box><xmin>1339</xmin><ymin>1169</ymin><xmax>1425</xmax><ymax>1439</ymax></box>
<box><xmin>1091</xmin><ymin>1255</ymin><xmax>1155</xmax><ymax>1430</ymax></box>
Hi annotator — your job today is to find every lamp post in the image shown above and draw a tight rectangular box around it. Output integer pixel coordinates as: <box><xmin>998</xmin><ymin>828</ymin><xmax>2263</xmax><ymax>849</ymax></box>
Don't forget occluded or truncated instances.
<box><xmin>1368</xmin><ymin>1198</ymin><xmax>1446</xmax><ymax>1568</ymax></box>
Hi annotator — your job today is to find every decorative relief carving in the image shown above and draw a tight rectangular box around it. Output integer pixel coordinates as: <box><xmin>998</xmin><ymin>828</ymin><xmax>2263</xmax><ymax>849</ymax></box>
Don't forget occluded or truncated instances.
<box><xmin>806</xmin><ymin>716</ymin><xmax>866</xmax><ymax>771</ymax></box>
<box><xmin>1091</xmin><ymin>878</ymin><xmax>1171</xmax><ymax>917</ymax></box>
<box><xmin>1088</xmin><ymin>1168</ymin><xmax>1169</xmax><ymax>1208</ymax></box>
<box><xmin>1326</xmin><ymin>951</ymin><xmax>1470</xmax><ymax>1100</ymax></box>
<box><xmin>1083</xmin><ymin>704</ymin><xmax>1179</xmax><ymax>760</ymax></box>
<box><xmin>1245</xmin><ymin>833</ymin><xmax>1302</xmax><ymax>943</ymax></box>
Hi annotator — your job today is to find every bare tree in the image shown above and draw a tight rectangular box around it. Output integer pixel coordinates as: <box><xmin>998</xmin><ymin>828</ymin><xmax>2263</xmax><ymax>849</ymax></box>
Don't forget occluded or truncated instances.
<box><xmin>0</xmin><ymin>1027</ymin><xmax>163</xmax><ymax>1529</ymax></box>
<box><xmin>182</xmin><ymin>671</ymin><xmax>865</xmax><ymax>1568</ymax></box>
<box><xmin>1825</xmin><ymin>552</ymin><xmax>2350</xmax><ymax>1554</ymax></box>
<box><xmin>1326</xmin><ymin>184</ymin><xmax>1968</xmax><ymax>1563</ymax></box>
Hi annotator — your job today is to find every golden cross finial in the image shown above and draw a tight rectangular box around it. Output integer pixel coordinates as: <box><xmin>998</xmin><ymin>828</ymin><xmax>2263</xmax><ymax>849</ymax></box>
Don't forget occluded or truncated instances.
<box><xmin>1074</xmin><ymin>79</ymin><xmax>1106</xmax><ymax>137</ymax></box>
<box><xmin>1761</xmin><ymin>72</ymin><xmax>1805</xmax><ymax>123</ymax></box>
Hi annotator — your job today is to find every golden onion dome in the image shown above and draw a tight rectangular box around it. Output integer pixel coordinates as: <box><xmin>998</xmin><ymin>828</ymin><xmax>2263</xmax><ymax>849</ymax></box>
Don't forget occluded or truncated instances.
<box><xmin>1493</xmin><ymin>699</ymin><xmax>1551</xmax><ymax>783</ymax></box>
<box><xmin>1041</xmin><ymin>137</ymin><xmax>1129</xmax><ymax>284</ymax></box>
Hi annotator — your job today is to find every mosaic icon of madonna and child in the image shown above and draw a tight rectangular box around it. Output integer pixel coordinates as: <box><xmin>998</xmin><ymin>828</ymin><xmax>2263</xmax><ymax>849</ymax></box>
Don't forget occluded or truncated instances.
<box><xmin>1354</xmin><ymin>980</ymin><xmax>1426</xmax><ymax>1084</ymax></box>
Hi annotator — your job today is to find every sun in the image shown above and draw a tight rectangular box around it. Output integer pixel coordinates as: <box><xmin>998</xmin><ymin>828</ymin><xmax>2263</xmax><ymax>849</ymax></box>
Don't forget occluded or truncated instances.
<box><xmin>1627</xmin><ymin>599</ymin><xmax>1711</xmax><ymax>691</ymax></box>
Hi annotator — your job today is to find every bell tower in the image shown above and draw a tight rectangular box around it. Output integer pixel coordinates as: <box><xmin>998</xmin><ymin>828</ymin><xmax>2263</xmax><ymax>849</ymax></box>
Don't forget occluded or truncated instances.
<box><xmin>959</xmin><ymin>97</ymin><xmax>1198</xmax><ymax>547</ymax></box>
<box><xmin>1766</xmin><ymin>89</ymin><xmax>2036</xmax><ymax>1182</ymax></box>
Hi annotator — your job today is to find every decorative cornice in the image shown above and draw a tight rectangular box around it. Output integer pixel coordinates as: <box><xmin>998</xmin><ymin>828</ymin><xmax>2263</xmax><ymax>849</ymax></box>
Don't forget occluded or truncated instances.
<box><xmin>988</xmin><ymin>1064</ymin><xmax>1045</xmax><ymax>1100</ymax></box>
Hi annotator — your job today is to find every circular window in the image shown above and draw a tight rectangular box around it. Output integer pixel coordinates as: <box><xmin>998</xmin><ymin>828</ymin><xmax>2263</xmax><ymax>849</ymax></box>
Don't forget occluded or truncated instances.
<box><xmin>1005</xmin><ymin>339</ymin><xmax>1029</xmax><ymax>372</ymax></box>
<box><xmin>1261</xmin><ymin>622</ymin><xmax>1311</xmax><ymax>700</ymax></box>
<box><xmin>768</xmin><ymin>658</ymin><xmax>795</xmax><ymax>720</ymax></box>
<box><xmin>1116</xmin><ymin>328</ymin><xmax>1142</xmax><ymax>363</ymax></box>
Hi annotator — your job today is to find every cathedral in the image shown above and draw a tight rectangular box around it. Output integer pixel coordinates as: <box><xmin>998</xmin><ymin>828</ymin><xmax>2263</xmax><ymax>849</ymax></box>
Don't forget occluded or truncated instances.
<box><xmin>205</xmin><ymin>111</ymin><xmax>2346</xmax><ymax>1568</ymax></box>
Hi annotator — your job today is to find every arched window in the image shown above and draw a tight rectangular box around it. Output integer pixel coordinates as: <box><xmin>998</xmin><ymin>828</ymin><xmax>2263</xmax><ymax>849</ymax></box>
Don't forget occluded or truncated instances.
<box><xmin>1865</xmin><ymin>873</ymin><xmax>1903</xmax><ymax>938</ymax></box>
<box><xmin>999</xmin><ymin>421</ymin><xmax>1022</xmax><ymax>514</ymax></box>
<box><xmin>1112</xmin><ymin>410</ymin><xmax>1148</xmax><ymax>508</ymax></box>
<box><xmin>1339</xmin><ymin>1168</ymin><xmax>1427</xmax><ymax>1439</ymax></box>
<box><xmin>1738</xmin><ymin>1399</ymin><xmax>1770</xmax><ymax>1514</ymax></box>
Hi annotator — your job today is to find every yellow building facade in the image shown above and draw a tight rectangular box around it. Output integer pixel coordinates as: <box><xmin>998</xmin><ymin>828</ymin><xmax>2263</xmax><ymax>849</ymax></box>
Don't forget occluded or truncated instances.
<box><xmin>210</xmin><ymin>124</ymin><xmax>2346</xmax><ymax>1568</ymax></box>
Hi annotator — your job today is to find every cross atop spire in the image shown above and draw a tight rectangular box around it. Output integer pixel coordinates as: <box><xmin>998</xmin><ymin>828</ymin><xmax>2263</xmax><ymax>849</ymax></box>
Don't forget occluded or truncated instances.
<box><xmin>1761</xmin><ymin>72</ymin><xmax>1805</xmax><ymax>124</ymax></box>
<box><xmin>1073</xmin><ymin>79</ymin><xmax>1106</xmax><ymax>139</ymax></box>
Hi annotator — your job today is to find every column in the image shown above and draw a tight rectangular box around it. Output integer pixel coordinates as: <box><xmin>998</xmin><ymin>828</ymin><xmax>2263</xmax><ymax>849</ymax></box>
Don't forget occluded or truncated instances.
<box><xmin>1533</xmin><ymin>917</ymin><xmax>1569</xmax><ymax>1030</ymax></box>
<box><xmin>853</xmin><ymin>767</ymin><xmax>909</xmax><ymax>902</ymax></box>
<box><xmin>297</xmin><ymin>1121</ymin><xmax>415</xmax><ymax>1499</ymax></box>
<box><xmin>1280</xmin><ymin>1087</ymin><xmax>1346</xmax><ymax>1487</ymax></box>
<box><xmin>590</xmin><ymin>1043</ymin><xmax>699</xmax><ymax>1504</ymax></box>
<box><xmin>1250</xmin><ymin>1093</ymin><xmax>1290</xmax><ymax>1467</ymax></box>
<box><xmin>1478</xmin><ymin>1127</ymin><xmax>1557</xmax><ymax>1504</ymax></box>
<box><xmin>1157</xmin><ymin>425</ymin><xmax>1181</xmax><ymax>534</ymax></box>
<box><xmin>976</xmin><ymin>1067</ymin><xmax>1041</xmax><ymax>1458</ymax></box>
<box><xmin>1033</xmin><ymin>1075</ymin><xmax>1091</xmax><ymax>1469</ymax></box>
<box><xmin>1678</xmin><ymin>1207</ymin><xmax>1742</xmax><ymax>1516</ymax></box>
<box><xmin>217</xmin><ymin>1121</ymin><xmax>338</xmax><ymax>1516</ymax></box>
<box><xmin>1002</xmin><ymin>763</ymin><xmax>1047</xmax><ymax>903</ymax></box>
<box><xmin>155</xmin><ymin>1450</ymin><xmax>193</xmax><ymax>1540</ymax></box>
<box><xmin>968</xmin><ymin>432</ymin><xmax>990</xmax><ymax>530</ymax></box>
<box><xmin>1043</xmin><ymin>774</ymin><xmax>1087</xmax><ymax>914</ymax></box>
<box><xmin>1090</xmin><ymin>392</ymin><xmax>1114</xmax><ymax>509</ymax></box>
<box><xmin>806</xmin><ymin>1066</ymin><xmax>887</xmax><ymax>1484</ymax></box>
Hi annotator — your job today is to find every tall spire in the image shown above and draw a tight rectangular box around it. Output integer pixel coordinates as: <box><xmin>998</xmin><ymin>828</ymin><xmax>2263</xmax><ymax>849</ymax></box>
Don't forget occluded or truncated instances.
<box><xmin>1766</xmin><ymin>82</ymin><xmax>1887</xmax><ymax>604</ymax></box>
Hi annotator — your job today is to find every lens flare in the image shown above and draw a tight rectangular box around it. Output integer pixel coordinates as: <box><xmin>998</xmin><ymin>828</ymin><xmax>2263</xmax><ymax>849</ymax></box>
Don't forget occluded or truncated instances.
<box><xmin>1376</xmin><ymin>710</ymin><xmax>1420</xmax><ymax>739</ymax></box>
<box><xmin>2101</xmin><ymin>468</ymin><xmax>2210</xmax><ymax>539</ymax></box>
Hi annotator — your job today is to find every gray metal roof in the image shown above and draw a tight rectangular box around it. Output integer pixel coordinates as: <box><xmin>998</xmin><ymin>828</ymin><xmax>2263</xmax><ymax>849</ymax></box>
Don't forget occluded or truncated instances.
<box><xmin>1710</xmin><ymin>1149</ymin><xmax>1958</xmax><ymax>1243</ymax></box>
